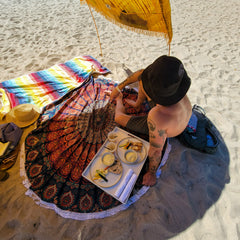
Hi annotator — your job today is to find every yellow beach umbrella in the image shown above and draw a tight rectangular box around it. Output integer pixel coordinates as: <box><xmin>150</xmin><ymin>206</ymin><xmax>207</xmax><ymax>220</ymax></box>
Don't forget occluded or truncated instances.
<box><xmin>80</xmin><ymin>0</ymin><xmax>172</xmax><ymax>55</ymax></box>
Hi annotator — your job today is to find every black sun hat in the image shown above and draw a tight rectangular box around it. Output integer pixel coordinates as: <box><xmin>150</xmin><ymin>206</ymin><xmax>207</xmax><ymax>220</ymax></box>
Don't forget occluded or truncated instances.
<box><xmin>141</xmin><ymin>55</ymin><xmax>191</xmax><ymax>106</ymax></box>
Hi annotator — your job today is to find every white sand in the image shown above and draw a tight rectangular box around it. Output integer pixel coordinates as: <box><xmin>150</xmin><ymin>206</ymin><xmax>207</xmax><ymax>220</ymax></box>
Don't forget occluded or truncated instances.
<box><xmin>0</xmin><ymin>0</ymin><xmax>240</xmax><ymax>239</ymax></box>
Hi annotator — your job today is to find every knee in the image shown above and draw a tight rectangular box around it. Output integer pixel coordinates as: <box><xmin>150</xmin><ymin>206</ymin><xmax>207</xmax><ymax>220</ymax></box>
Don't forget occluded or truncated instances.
<box><xmin>114</xmin><ymin>112</ymin><xmax>130</xmax><ymax>127</ymax></box>
<box><xmin>114</xmin><ymin>112</ymin><xmax>121</xmax><ymax>125</ymax></box>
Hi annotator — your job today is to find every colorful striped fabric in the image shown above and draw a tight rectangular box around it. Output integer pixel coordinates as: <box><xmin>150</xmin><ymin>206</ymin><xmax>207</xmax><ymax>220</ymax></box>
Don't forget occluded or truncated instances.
<box><xmin>0</xmin><ymin>55</ymin><xmax>110</xmax><ymax>110</ymax></box>
<box><xmin>0</xmin><ymin>88</ymin><xmax>11</xmax><ymax>120</ymax></box>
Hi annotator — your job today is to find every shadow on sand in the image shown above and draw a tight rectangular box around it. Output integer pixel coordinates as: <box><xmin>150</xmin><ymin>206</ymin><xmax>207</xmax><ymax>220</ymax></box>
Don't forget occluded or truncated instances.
<box><xmin>147</xmin><ymin>121</ymin><xmax>230</xmax><ymax>239</ymax></box>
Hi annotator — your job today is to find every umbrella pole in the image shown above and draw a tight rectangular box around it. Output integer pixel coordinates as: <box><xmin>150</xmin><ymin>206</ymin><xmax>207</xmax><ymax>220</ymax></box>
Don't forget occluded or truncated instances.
<box><xmin>86</xmin><ymin>3</ymin><xmax>103</xmax><ymax>56</ymax></box>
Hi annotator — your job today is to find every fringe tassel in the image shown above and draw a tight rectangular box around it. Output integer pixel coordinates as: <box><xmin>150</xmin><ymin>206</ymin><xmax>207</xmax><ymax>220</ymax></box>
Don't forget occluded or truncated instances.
<box><xmin>20</xmin><ymin>138</ymin><xmax>171</xmax><ymax>220</ymax></box>
<box><xmin>80</xmin><ymin>0</ymin><xmax>172</xmax><ymax>55</ymax></box>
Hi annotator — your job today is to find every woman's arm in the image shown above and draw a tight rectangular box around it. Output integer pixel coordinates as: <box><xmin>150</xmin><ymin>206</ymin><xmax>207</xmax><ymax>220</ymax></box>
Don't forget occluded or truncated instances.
<box><xmin>125</xmin><ymin>76</ymin><xmax>148</xmax><ymax>111</ymax></box>
<box><xmin>110</xmin><ymin>69</ymin><xmax>144</xmax><ymax>100</ymax></box>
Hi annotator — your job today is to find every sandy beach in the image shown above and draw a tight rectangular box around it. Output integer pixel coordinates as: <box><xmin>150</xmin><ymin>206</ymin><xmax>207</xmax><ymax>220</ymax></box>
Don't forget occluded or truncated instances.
<box><xmin>0</xmin><ymin>0</ymin><xmax>239</xmax><ymax>239</ymax></box>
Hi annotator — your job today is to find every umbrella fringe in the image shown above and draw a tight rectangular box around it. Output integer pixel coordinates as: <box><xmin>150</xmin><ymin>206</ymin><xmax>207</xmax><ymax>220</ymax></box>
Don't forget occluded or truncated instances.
<box><xmin>80</xmin><ymin>0</ymin><xmax>172</xmax><ymax>56</ymax></box>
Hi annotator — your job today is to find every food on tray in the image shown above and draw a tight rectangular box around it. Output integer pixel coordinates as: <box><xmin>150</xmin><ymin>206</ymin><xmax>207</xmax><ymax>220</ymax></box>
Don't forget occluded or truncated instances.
<box><xmin>105</xmin><ymin>142</ymin><xmax>116</xmax><ymax>152</ymax></box>
<box><xmin>119</xmin><ymin>140</ymin><xmax>143</xmax><ymax>152</ymax></box>
<box><xmin>108</xmin><ymin>160</ymin><xmax>123</xmax><ymax>175</ymax></box>
<box><xmin>119</xmin><ymin>140</ymin><xmax>131</xmax><ymax>149</ymax></box>
<box><xmin>108</xmin><ymin>131</ymin><xmax>118</xmax><ymax>142</ymax></box>
<box><xmin>129</xmin><ymin>142</ymin><xmax>143</xmax><ymax>152</ymax></box>
<box><xmin>93</xmin><ymin>169</ymin><xmax>109</xmax><ymax>182</ymax></box>
<box><xmin>125</xmin><ymin>150</ymin><xmax>138</xmax><ymax>163</ymax></box>
<box><xmin>102</xmin><ymin>152</ymin><xmax>115</xmax><ymax>166</ymax></box>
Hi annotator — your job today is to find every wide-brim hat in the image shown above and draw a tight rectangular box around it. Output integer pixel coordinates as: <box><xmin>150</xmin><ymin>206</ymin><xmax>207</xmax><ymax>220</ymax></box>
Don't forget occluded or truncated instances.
<box><xmin>141</xmin><ymin>55</ymin><xmax>191</xmax><ymax>106</ymax></box>
<box><xmin>6</xmin><ymin>104</ymin><xmax>41</xmax><ymax>128</ymax></box>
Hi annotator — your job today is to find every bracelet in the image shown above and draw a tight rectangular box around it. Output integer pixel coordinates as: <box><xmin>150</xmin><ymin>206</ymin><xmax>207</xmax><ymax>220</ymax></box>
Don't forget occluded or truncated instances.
<box><xmin>116</xmin><ymin>85</ymin><xmax>121</xmax><ymax>93</ymax></box>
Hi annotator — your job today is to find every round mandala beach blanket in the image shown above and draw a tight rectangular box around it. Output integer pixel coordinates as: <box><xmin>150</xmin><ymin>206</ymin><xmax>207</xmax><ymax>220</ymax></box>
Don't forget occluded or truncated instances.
<box><xmin>23</xmin><ymin>77</ymin><xmax>154</xmax><ymax>218</ymax></box>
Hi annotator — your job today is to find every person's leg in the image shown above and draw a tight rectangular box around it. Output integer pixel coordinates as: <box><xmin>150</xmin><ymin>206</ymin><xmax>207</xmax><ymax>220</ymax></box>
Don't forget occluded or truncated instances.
<box><xmin>115</xmin><ymin>93</ymin><xmax>149</xmax><ymax>135</ymax></box>
<box><xmin>114</xmin><ymin>94</ymin><xmax>131</xmax><ymax>127</ymax></box>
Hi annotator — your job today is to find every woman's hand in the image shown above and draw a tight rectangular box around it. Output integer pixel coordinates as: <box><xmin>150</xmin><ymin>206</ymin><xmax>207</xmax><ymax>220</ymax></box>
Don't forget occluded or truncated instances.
<box><xmin>104</xmin><ymin>87</ymin><xmax>120</xmax><ymax>102</ymax></box>
<box><xmin>142</xmin><ymin>171</ymin><xmax>157</xmax><ymax>186</ymax></box>
<box><xmin>125</xmin><ymin>99</ymin><xmax>141</xmax><ymax>112</ymax></box>
<box><xmin>108</xmin><ymin>87</ymin><xmax>121</xmax><ymax>102</ymax></box>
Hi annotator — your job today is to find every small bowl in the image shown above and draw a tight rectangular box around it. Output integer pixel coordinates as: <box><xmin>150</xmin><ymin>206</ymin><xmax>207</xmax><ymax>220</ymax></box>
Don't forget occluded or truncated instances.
<box><xmin>102</xmin><ymin>152</ymin><xmax>115</xmax><ymax>166</ymax></box>
<box><xmin>124</xmin><ymin>149</ymin><xmax>138</xmax><ymax>163</ymax></box>
<box><xmin>105</xmin><ymin>142</ymin><xmax>116</xmax><ymax>152</ymax></box>
<box><xmin>107</xmin><ymin>131</ymin><xmax>118</xmax><ymax>142</ymax></box>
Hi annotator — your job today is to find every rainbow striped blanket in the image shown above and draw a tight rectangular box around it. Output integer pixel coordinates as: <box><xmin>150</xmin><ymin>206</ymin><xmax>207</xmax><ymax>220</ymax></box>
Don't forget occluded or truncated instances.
<box><xmin>0</xmin><ymin>55</ymin><xmax>109</xmax><ymax>118</ymax></box>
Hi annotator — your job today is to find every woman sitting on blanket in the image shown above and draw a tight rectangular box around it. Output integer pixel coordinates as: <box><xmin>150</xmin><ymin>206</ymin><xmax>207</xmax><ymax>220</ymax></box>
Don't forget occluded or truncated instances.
<box><xmin>110</xmin><ymin>55</ymin><xmax>192</xmax><ymax>187</ymax></box>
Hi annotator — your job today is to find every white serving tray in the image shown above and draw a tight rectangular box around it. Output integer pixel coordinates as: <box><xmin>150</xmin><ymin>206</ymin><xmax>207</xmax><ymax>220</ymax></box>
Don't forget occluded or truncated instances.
<box><xmin>82</xmin><ymin>126</ymin><xmax>149</xmax><ymax>204</ymax></box>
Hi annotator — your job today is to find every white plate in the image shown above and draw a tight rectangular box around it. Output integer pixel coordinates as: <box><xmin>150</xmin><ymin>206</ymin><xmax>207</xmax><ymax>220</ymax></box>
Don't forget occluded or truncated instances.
<box><xmin>89</xmin><ymin>156</ymin><xmax>123</xmax><ymax>188</ymax></box>
<box><xmin>117</xmin><ymin>137</ymin><xmax>147</xmax><ymax>165</ymax></box>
